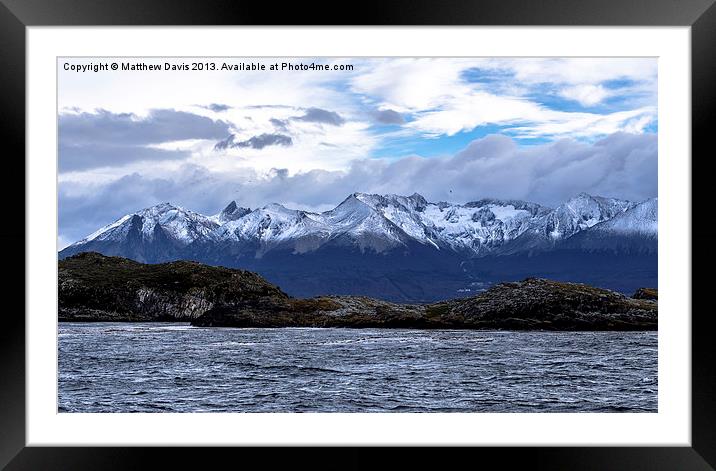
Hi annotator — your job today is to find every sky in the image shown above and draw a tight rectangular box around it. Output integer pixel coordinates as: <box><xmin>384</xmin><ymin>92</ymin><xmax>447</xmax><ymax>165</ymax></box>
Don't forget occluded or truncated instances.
<box><xmin>58</xmin><ymin>57</ymin><xmax>657</xmax><ymax>248</ymax></box>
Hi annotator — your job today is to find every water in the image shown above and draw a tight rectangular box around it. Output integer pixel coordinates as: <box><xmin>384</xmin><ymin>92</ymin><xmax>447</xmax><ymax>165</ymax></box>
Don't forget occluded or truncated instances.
<box><xmin>58</xmin><ymin>323</ymin><xmax>657</xmax><ymax>413</ymax></box>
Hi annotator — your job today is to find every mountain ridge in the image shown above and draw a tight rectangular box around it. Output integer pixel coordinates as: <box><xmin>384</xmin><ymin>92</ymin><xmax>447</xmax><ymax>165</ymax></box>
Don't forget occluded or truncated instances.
<box><xmin>62</xmin><ymin>192</ymin><xmax>654</xmax><ymax>259</ymax></box>
<box><xmin>59</xmin><ymin>192</ymin><xmax>657</xmax><ymax>302</ymax></box>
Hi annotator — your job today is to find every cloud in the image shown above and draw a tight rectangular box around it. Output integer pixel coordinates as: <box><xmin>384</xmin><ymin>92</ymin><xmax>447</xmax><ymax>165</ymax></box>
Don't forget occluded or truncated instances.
<box><xmin>57</xmin><ymin>58</ymin><xmax>659</xmax><ymax>244</ymax></box>
<box><xmin>60</xmin><ymin>108</ymin><xmax>231</xmax><ymax>145</ymax></box>
<box><xmin>59</xmin><ymin>132</ymin><xmax>657</xmax><ymax>244</ymax></box>
<box><xmin>507</xmin><ymin>107</ymin><xmax>655</xmax><ymax>139</ymax></box>
<box><xmin>213</xmin><ymin>135</ymin><xmax>236</xmax><ymax>150</ymax></box>
<box><xmin>372</xmin><ymin>109</ymin><xmax>405</xmax><ymax>125</ymax></box>
<box><xmin>403</xmin><ymin>89</ymin><xmax>655</xmax><ymax>139</ymax></box>
<box><xmin>203</xmin><ymin>103</ymin><xmax>232</xmax><ymax>112</ymax></box>
<box><xmin>292</xmin><ymin>107</ymin><xmax>345</xmax><ymax>126</ymax></box>
<box><xmin>215</xmin><ymin>133</ymin><xmax>293</xmax><ymax>150</ymax></box>
<box><xmin>350</xmin><ymin>58</ymin><xmax>470</xmax><ymax>112</ymax></box>
<box><xmin>270</xmin><ymin>118</ymin><xmax>289</xmax><ymax>131</ymax></box>
<box><xmin>59</xmin><ymin>109</ymin><xmax>232</xmax><ymax>171</ymax></box>
<box><xmin>484</xmin><ymin>58</ymin><xmax>657</xmax><ymax>86</ymax></box>
<box><xmin>59</xmin><ymin>142</ymin><xmax>190</xmax><ymax>172</ymax></box>
<box><xmin>58</xmin><ymin>57</ymin><xmax>658</xmax><ymax>167</ymax></box>
<box><xmin>559</xmin><ymin>84</ymin><xmax>610</xmax><ymax>106</ymax></box>
<box><xmin>349</xmin><ymin>58</ymin><xmax>657</xmax><ymax>140</ymax></box>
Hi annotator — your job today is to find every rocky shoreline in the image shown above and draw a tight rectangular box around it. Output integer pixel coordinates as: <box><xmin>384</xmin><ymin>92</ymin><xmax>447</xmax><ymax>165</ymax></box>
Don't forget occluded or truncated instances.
<box><xmin>59</xmin><ymin>252</ymin><xmax>657</xmax><ymax>331</ymax></box>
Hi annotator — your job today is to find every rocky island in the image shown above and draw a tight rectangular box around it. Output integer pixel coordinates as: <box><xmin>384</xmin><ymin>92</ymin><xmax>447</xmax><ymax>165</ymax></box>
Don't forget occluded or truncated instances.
<box><xmin>59</xmin><ymin>252</ymin><xmax>657</xmax><ymax>330</ymax></box>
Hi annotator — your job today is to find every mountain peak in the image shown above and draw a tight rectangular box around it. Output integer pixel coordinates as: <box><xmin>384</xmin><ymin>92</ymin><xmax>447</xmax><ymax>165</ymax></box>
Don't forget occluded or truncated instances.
<box><xmin>136</xmin><ymin>202</ymin><xmax>185</xmax><ymax>218</ymax></box>
<box><xmin>263</xmin><ymin>202</ymin><xmax>292</xmax><ymax>212</ymax></box>
<box><xmin>353</xmin><ymin>192</ymin><xmax>428</xmax><ymax>210</ymax></box>
<box><xmin>568</xmin><ymin>192</ymin><xmax>597</xmax><ymax>202</ymax></box>
<box><xmin>333</xmin><ymin>193</ymin><xmax>373</xmax><ymax>212</ymax></box>
<box><xmin>568</xmin><ymin>192</ymin><xmax>630</xmax><ymax>205</ymax></box>
<box><xmin>408</xmin><ymin>192</ymin><xmax>428</xmax><ymax>208</ymax></box>
<box><xmin>350</xmin><ymin>192</ymin><xmax>378</xmax><ymax>204</ymax></box>
<box><xmin>147</xmin><ymin>202</ymin><xmax>177</xmax><ymax>211</ymax></box>
<box><xmin>217</xmin><ymin>200</ymin><xmax>251</xmax><ymax>223</ymax></box>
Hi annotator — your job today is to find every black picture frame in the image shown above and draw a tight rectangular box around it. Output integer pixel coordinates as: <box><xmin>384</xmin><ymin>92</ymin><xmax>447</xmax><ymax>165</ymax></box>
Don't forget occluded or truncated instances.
<box><xmin>2</xmin><ymin>0</ymin><xmax>714</xmax><ymax>469</ymax></box>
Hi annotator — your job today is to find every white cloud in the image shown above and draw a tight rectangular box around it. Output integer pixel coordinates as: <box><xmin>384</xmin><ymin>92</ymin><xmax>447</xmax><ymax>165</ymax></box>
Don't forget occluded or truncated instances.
<box><xmin>509</xmin><ymin>107</ymin><xmax>656</xmax><ymax>139</ymax></box>
<box><xmin>405</xmin><ymin>90</ymin><xmax>655</xmax><ymax>139</ymax></box>
<box><xmin>59</xmin><ymin>57</ymin><xmax>658</xmax><ymax>172</ymax></box>
<box><xmin>405</xmin><ymin>90</ymin><xmax>539</xmax><ymax>136</ymax></box>
<box><xmin>474</xmin><ymin>58</ymin><xmax>657</xmax><ymax>86</ymax></box>
<box><xmin>204</xmin><ymin>115</ymin><xmax>378</xmax><ymax>173</ymax></box>
<box><xmin>349</xmin><ymin>58</ymin><xmax>472</xmax><ymax>112</ymax></box>
<box><xmin>559</xmin><ymin>84</ymin><xmax>611</xmax><ymax>106</ymax></box>
<box><xmin>58</xmin><ymin>58</ymin><xmax>359</xmax><ymax>115</ymax></box>
<box><xmin>348</xmin><ymin>57</ymin><xmax>656</xmax><ymax>140</ymax></box>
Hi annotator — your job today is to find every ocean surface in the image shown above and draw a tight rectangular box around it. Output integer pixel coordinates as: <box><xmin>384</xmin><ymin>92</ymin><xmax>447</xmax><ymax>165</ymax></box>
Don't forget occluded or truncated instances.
<box><xmin>58</xmin><ymin>323</ymin><xmax>657</xmax><ymax>413</ymax></box>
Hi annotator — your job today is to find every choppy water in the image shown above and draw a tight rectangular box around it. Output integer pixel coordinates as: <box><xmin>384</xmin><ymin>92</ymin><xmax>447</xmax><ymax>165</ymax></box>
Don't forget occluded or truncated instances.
<box><xmin>58</xmin><ymin>323</ymin><xmax>657</xmax><ymax>412</ymax></box>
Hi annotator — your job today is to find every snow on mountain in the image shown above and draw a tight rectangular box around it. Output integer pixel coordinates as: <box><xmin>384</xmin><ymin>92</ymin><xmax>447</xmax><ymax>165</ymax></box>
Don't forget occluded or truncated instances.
<box><xmin>72</xmin><ymin>202</ymin><xmax>218</xmax><ymax>247</ymax></box>
<box><xmin>541</xmin><ymin>193</ymin><xmax>636</xmax><ymax>240</ymax></box>
<box><xmin>60</xmin><ymin>203</ymin><xmax>220</xmax><ymax>263</ymax></box>
<box><xmin>61</xmin><ymin>192</ymin><xmax>656</xmax><ymax>261</ymax></box>
<box><xmin>211</xmin><ymin>201</ymin><xmax>252</xmax><ymax>224</ymax></box>
<box><xmin>351</xmin><ymin>192</ymin><xmax>551</xmax><ymax>254</ymax></box>
<box><xmin>209</xmin><ymin>203</ymin><xmax>330</xmax><ymax>254</ymax></box>
<box><xmin>351</xmin><ymin>193</ymin><xmax>442</xmax><ymax>249</ymax></box>
<box><xmin>423</xmin><ymin>199</ymin><xmax>550</xmax><ymax>253</ymax></box>
<box><xmin>209</xmin><ymin>194</ymin><xmax>417</xmax><ymax>255</ymax></box>
<box><xmin>556</xmin><ymin>198</ymin><xmax>657</xmax><ymax>254</ymax></box>
<box><xmin>497</xmin><ymin>193</ymin><xmax>637</xmax><ymax>254</ymax></box>
<box><xmin>588</xmin><ymin>197</ymin><xmax>657</xmax><ymax>236</ymax></box>
<box><xmin>321</xmin><ymin>194</ymin><xmax>416</xmax><ymax>252</ymax></box>
<box><xmin>77</xmin><ymin>214</ymin><xmax>135</xmax><ymax>245</ymax></box>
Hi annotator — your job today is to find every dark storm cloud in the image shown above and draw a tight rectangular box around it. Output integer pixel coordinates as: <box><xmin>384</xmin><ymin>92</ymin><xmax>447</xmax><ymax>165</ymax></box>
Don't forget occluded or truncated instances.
<box><xmin>59</xmin><ymin>132</ymin><xmax>657</xmax><ymax>247</ymax></box>
<box><xmin>214</xmin><ymin>133</ymin><xmax>293</xmax><ymax>150</ymax></box>
<box><xmin>372</xmin><ymin>109</ymin><xmax>405</xmax><ymax>125</ymax></box>
<box><xmin>59</xmin><ymin>109</ymin><xmax>231</xmax><ymax>171</ymax></box>
<box><xmin>59</xmin><ymin>142</ymin><xmax>190</xmax><ymax>172</ymax></box>
<box><xmin>292</xmin><ymin>107</ymin><xmax>345</xmax><ymax>126</ymax></box>
<box><xmin>60</xmin><ymin>109</ymin><xmax>231</xmax><ymax>146</ymax></box>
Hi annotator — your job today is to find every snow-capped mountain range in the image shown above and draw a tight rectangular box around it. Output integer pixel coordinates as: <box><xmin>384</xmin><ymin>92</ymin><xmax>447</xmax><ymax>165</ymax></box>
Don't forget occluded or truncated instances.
<box><xmin>61</xmin><ymin>192</ymin><xmax>657</xmax><ymax>260</ymax></box>
<box><xmin>59</xmin><ymin>192</ymin><xmax>657</xmax><ymax>302</ymax></box>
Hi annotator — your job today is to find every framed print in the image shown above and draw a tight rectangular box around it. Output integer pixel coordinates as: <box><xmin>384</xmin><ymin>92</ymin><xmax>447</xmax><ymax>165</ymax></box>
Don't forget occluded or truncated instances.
<box><xmin>3</xmin><ymin>0</ymin><xmax>715</xmax><ymax>469</ymax></box>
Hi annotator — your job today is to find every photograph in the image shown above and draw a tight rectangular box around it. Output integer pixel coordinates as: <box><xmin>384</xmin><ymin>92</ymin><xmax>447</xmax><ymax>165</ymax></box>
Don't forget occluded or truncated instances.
<box><xmin>57</xmin><ymin>56</ymin><xmax>658</xmax><ymax>413</ymax></box>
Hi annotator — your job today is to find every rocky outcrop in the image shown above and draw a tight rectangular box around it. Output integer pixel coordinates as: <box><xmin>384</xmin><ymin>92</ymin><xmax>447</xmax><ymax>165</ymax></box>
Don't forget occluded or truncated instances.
<box><xmin>633</xmin><ymin>287</ymin><xmax>658</xmax><ymax>300</ymax></box>
<box><xmin>429</xmin><ymin>278</ymin><xmax>657</xmax><ymax>330</ymax></box>
<box><xmin>191</xmin><ymin>296</ymin><xmax>427</xmax><ymax>328</ymax></box>
<box><xmin>58</xmin><ymin>252</ymin><xmax>288</xmax><ymax>321</ymax></box>
<box><xmin>192</xmin><ymin>278</ymin><xmax>657</xmax><ymax>330</ymax></box>
<box><xmin>59</xmin><ymin>253</ymin><xmax>657</xmax><ymax>330</ymax></box>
